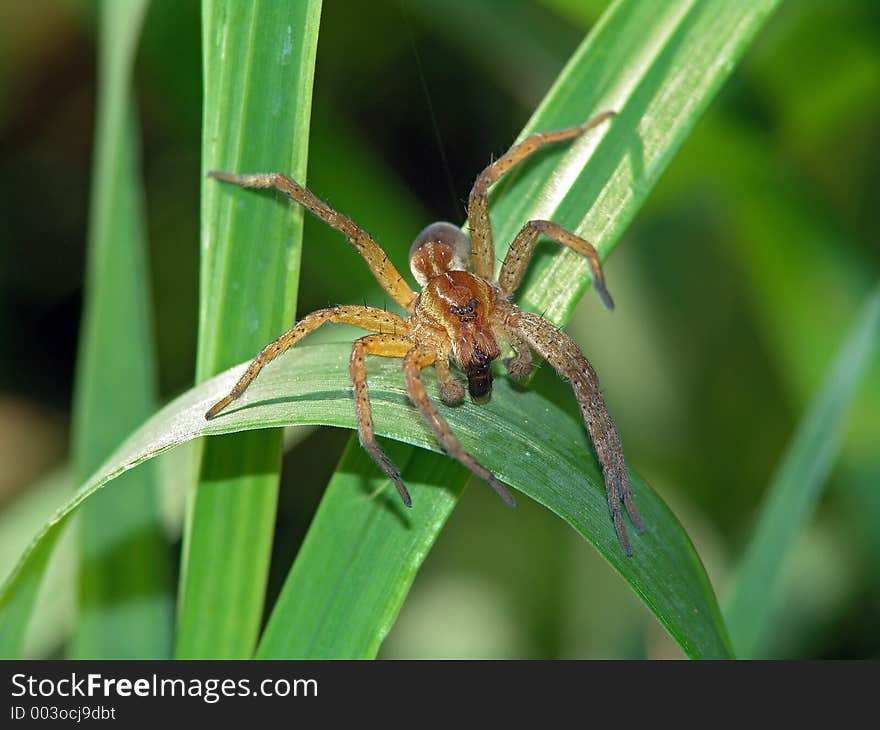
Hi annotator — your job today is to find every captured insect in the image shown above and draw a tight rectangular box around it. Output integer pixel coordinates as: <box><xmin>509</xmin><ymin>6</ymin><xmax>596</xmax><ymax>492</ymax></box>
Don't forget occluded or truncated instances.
<box><xmin>205</xmin><ymin>111</ymin><xmax>644</xmax><ymax>555</ymax></box>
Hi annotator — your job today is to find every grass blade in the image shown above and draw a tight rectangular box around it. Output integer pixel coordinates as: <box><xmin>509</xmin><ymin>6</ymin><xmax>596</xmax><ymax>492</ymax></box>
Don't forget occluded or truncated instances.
<box><xmin>174</xmin><ymin>0</ymin><xmax>323</xmax><ymax>658</ymax></box>
<box><xmin>260</xmin><ymin>0</ymin><xmax>778</xmax><ymax>658</ymax></box>
<box><xmin>72</xmin><ymin>0</ymin><xmax>172</xmax><ymax>659</ymax></box>
<box><xmin>0</xmin><ymin>340</ymin><xmax>732</xmax><ymax>659</ymax></box>
<box><xmin>0</xmin><ymin>468</ymin><xmax>73</xmax><ymax>657</ymax></box>
<box><xmin>0</xmin><ymin>530</ymin><xmax>65</xmax><ymax>658</ymax></box>
<box><xmin>724</xmin><ymin>284</ymin><xmax>880</xmax><ymax>658</ymax></box>
<box><xmin>258</xmin><ymin>440</ymin><xmax>464</xmax><ymax>658</ymax></box>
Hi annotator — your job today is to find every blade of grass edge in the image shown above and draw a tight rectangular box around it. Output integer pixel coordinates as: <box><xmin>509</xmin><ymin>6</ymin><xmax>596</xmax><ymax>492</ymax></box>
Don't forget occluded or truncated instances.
<box><xmin>724</xmin><ymin>283</ymin><xmax>880</xmax><ymax>658</ymax></box>
<box><xmin>259</xmin><ymin>0</ymin><xmax>778</xmax><ymax>659</ymax></box>
<box><xmin>174</xmin><ymin>0</ymin><xmax>323</xmax><ymax>659</ymax></box>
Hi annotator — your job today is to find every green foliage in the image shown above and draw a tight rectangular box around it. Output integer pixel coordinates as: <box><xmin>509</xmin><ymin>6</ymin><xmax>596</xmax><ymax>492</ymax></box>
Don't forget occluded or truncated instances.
<box><xmin>175</xmin><ymin>0</ymin><xmax>323</xmax><ymax>659</ymax></box>
<box><xmin>2</xmin><ymin>0</ymin><xmax>878</xmax><ymax>660</ymax></box>
<box><xmin>0</xmin><ymin>341</ymin><xmax>731</xmax><ymax>658</ymax></box>
<box><xmin>263</xmin><ymin>0</ymin><xmax>778</xmax><ymax>658</ymax></box>
<box><xmin>72</xmin><ymin>0</ymin><xmax>171</xmax><ymax>657</ymax></box>
<box><xmin>725</xmin><ymin>285</ymin><xmax>880</xmax><ymax>658</ymax></box>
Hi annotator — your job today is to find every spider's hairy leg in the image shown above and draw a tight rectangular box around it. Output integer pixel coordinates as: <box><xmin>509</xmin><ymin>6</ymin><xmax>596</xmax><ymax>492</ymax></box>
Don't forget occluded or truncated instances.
<box><xmin>467</xmin><ymin>110</ymin><xmax>615</xmax><ymax>280</ymax></box>
<box><xmin>498</xmin><ymin>220</ymin><xmax>614</xmax><ymax>309</ymax></box>
<box><xmin>403</xmin><ymin>345</ymin><xmax>517</xmax><ymax>508</ymax></box>
<box><xmin>350</xmin><ymin>333</ymin><xmax>414</xmax><ymax>507</ymax></box>
<box><xmin>205</xmin><ymin>305</ymin><xmax>409</xmax><ymax>419</ymax></box>
<box><xmin>503</xmin><ymin>331</ymin><xmax>534</xmax><ymax>380</ymax></box>
<box><xmin>434</xmin><ymin>356</ymin><xmax>465</xmax><ymax>405</ymax></box>
<box><xmin>508</xmin><ymin>306</ymin><xmax>643</xmax><ymax>556</ymax></box>
<box><xmin>208</xmin><ymin>171</ymin><xmax>417</xmax><ymax>311</ymax></box>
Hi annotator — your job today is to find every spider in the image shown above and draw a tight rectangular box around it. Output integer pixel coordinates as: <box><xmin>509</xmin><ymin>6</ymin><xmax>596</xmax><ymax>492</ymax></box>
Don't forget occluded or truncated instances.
<box><xmin>205</xmin><ymin>111</ymin><xmax>644</xmax><ymax>555</ymax></box>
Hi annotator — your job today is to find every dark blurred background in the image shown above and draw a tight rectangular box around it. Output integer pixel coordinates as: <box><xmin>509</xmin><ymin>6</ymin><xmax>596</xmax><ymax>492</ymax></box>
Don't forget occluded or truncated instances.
<box><xmin>1</xmin><ymin>0</ymin><xmax>878</xmax><ymax>658</ymax></box>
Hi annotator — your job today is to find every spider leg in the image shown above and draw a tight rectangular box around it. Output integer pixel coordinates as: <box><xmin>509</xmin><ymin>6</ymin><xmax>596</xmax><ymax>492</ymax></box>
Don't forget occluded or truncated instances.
<box><xmin>498</xmin><ymin>220</ymin><xmax>613</xmax><ymax>309</ymax></box>
<box><xmin>508</xmin><ymin>306</ymin><xmax>643</xmax><ymax>556</ymax></box>
<box><xmin>209</xmin><ymin>171</ymin><xmax>417</xmax><ymax>311</ymax></box>
<box><xmin>205</xmin><ymin>305</ymin><xmax>409</xmax><ymax>419</ymax></box>
<box><xmin>467</xmin><ymin>111</ymin><xmax>614</xmax><ymax>281</ymax></box>
<box><xmin>350</xmin><ymin>333</ymin><xmax>414</xmax><ymax>507</ymax></box>
<box><xmin>434</xmin><ymin>356</ymin><xmax>465</xmax><ymax>405</ymax></box>
<box><xmin>403</xmin><ymin>345</ymin><xmax>516</xmax><ymax>507</ymax></box>
<box><xmin>503</xmin><ymin>331</ymin><xmax>533</xmax><ymax>380</ymax></box>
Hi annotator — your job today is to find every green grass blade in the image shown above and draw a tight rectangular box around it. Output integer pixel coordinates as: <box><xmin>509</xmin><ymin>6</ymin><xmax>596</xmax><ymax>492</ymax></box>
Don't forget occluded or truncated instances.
<box><xmin>0</xmin><ymin>468</ymin><xmax>73</xmax><ymax>657</ymax></box>
<box><xmin>492</xmin><ymin>0</ymin><xmax>778</xmax><ymax>321</ymax></box>
<box><xmin>724</xmin><ymin>284</ymin><xmax>880</xmax><ymax>658</ymax></box>
<box><xmin>70</xmin><ymin>0</ymin><xmax>172</xmax><ymax>659</ymax></box>
<box><xmin>174</xmin><ymin>0</ymin><xmax>322</xmax><ymax>658</ymax></box>
<box><xmin>260</xmin><ymin>0</ymin><xmax>778</xmax><ymax>659</ymax></box>
<box><xmin>0</xmin><ymin>340</ymin><xmax>731</xmax><ymax>659</ymax></box>
<box><xmin>258</xmin><ymin>440</ymin><xmax>464</xmax><ymax>658</ymax></box>
<box><xmin>0</xmin><ymin>530</ymin><xmax>65</xmax><ymax>658</ymax></box>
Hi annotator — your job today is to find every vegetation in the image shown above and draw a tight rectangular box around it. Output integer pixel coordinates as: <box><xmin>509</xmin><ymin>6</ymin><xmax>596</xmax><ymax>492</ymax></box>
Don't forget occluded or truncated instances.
<box><xmin>1</xmin><ymin>0</ymin><xmax>877</xmax><ymax>659</ymax></box>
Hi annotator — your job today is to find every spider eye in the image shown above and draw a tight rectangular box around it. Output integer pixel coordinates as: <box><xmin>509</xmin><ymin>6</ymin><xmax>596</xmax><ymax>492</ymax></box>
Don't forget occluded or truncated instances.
<box><xmin>449</xmin><ymin>297</ymin><xmax>479</xmax><ymax>321</ymax></box>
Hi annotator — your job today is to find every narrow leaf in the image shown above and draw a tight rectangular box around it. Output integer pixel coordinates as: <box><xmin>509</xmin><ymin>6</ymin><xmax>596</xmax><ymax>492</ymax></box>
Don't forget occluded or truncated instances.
<box><xmin>0</xmin><ymin>468</ymin><xmax>73</xmax><ymax>657</ymax></box>
<box><xmin>0</xmin><ymin>531</ymin><xmax>65</xmax><ymax>658</ymax></box>
<box><xmin>73</xmin><ymin>0</ymin><xmax>171</xmax><ymax>659</ymax></box>
<box><xmin>175</xmin><ymin>0</ymin><xmax>323</xmax><ymax>659</ymax></box>
<box><xmin>724</xmin><ymin>284</ymin><xmax>880</xmax><ymax>658</ymax></box>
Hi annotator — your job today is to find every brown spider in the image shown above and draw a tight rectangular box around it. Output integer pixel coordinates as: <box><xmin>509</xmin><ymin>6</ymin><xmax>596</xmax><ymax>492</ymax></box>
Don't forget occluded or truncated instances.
<box><xmin>205</xmin><ymin>111</ymin><xmax>644</xmax><ymax>555</ymax></box>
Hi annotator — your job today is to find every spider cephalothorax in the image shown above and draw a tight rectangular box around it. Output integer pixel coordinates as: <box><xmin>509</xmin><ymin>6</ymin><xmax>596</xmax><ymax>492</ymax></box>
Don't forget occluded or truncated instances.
<box><xmin>205</xmin><ymin>111</ymin><xmax>644</xmax><ymax>555</ymax></box>
<box><xmin>410</xmin><ymin>224</ymin><xmax>500</xmax><ymax>401</ymax></box>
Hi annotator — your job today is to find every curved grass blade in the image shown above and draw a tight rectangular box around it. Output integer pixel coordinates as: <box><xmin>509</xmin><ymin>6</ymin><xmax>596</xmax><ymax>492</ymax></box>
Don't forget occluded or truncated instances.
<box><xmin>724</xmin><ymin>284</ymin><xmax>880</xmax><ymax>658</ymax></box>
<box><xmin>0</xmin><ymin>468</ymin><xmax>73</xmax><ymax>657</ymax></box>
<box><xmin>0</xmin><ymin>530</ymin><xmax>65</xmax><ymax>659</ymax></box>
<box><xmin>70</xmin><ymin>0</ymin><xmax>173</xmax><ymax>660</ymax></box>
<box><xmin>260</xmin><ymin>0</ymin><xmax>778</xmax><ymax>659</ymax></box>
<box><xmin>0</xmin><ymin>341</ymin><xmax>732</xmax><ymax>659</ymax></box>
<box><xmin>175</xmin><ymin>0</ymin><xmax>322</xmax><ymax>659</ymax></box>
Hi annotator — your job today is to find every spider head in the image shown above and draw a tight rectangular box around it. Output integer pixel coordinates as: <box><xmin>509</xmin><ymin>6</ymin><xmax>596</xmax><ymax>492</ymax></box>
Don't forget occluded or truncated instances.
<box><xmin>409</xmin><ymin>222</ymin><xmax>472</xmax><ymax>286</ymax></box>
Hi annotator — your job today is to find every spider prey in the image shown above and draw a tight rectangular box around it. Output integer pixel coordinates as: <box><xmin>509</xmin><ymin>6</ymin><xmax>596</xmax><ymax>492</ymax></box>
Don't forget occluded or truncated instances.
<box><xmin>205</xmin><ymin>111</ymin><xmax>644</xmax><ymax>555</ymax></box>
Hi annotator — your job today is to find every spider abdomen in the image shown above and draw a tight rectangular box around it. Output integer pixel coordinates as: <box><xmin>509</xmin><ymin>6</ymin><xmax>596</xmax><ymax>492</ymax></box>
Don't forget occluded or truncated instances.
<box><xmin>409</xmin><ymin>221</ymin><xmax>471</xmax><ymax>286</ymax></box>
